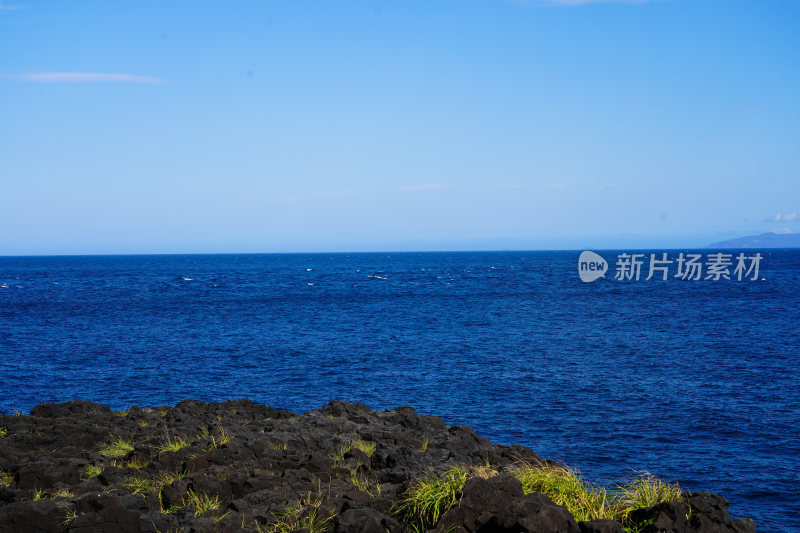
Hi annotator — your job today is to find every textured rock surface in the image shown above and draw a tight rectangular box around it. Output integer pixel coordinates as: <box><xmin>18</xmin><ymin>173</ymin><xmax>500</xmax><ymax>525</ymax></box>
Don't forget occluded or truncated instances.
<box><xmin>0</xmin><ymin>400</ymin><xmax>755</xmax><ymax>532</ymax></box>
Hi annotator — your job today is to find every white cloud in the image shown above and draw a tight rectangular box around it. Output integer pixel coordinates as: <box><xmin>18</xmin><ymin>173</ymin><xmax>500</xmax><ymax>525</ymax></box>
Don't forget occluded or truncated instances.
<box><xmin>0</xmin><ymin>4</ymin><xmax>22</xmax><ymax>12</ymax></box>
<box><xmin>764</xmin><ymin>212</ymin><xmax>798</xmax><ymax>223</ymax></box>
<box><xmin>8</xmin><ymin>72</ymin><xmax>164</xmax><ymax>83</ymax></box>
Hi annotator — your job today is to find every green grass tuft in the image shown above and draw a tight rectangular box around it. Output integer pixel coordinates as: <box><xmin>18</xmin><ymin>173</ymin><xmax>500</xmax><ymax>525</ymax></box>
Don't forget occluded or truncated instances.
<box><xmin>155</xmin><ymin>433</ymin><xmax>190</xmax><ymax>454</ymax></box>
<box><xmin>349</xmin><ymin>468</ymin><xmax>382</xmax><ymax>497</ymax></box>
<box><xmin>514</xmin><ymin>462</ymin><xmax>619</xmax><ymax>522</ymax></box>
<box><xmin>205</xmin><ymin>426</ymin><xmax>232</xmax><ymax>452</ymax></box>
<box><xmin>183</xmin><ymin>489</ymin><xmax>223</xmax><ymax>517</ymax></box>
<box><xmin>123</xmin><ymin>470</ymin><xmax>187</xmax><ymax>499</ymax></box>
<box><xmin>330</xmin><ymin>436</ymin><xmax>375</xmax><ymax>465</ymax></box>
<box><xmin>394</xmin><ymin>466</ymin><xmax>467</xmax><ymax>531</ymax></box>
<box><xmin>513</xmin><ymin>462</ymin><xmax>686</xmax><ymax>524</ymax></box>
<box><xmin>122</xmin><ymin>475</ymin><xmax>154</xmax><ymax>495</ymax></box>
<box><xmin>0</xmin><ymin>471</ymin><xmax>13</xmax><ymax>487</ymax></box>
<box><xmin>330</xmin><ymin>440</ymin><xmax>352</xmax><ymax>464</ymax></box>
<box><xmin>82</xmin><ymin>464</ymin><xmax>103</xmax><ymax>480</ymax></box>
<box><xmin>51</xmin><ymin>488</ymin><xmax>75</xmax><ymax>499</ymax></box>
<box><xmin>99</xmin><ymin>436</ymin><xmax>135</xmax><ymax>458</ymax></box>
<box><xmin>616</xmin><ymin>472</ymin><xmax>682</xmax><ymax>511</ymax></box>
<box><xmin>62</xmin><ymin>507</ymin><xmax>78</xmax><ymax>526</ymax></box>
<box><xmin>262</xmin><ymin>492</ymin><xmax>333</xmax><ymax>533</ymax></box>
<box><xmin>352</xmin><ymin>439</ymin><xmax>376</xmax><ymax>457</ymax></box>
<box><xmin>124</xmin><ymin>456</ymin><xmax>150</xmax><ymax>469</ymax></box>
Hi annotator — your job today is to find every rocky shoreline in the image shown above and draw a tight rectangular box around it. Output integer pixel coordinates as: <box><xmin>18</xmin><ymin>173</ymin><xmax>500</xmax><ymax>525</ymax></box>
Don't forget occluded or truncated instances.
<box><xmin>0</xmin><ymin>399</ymin><xmax>755</xmax><ymax>532</ymax></box>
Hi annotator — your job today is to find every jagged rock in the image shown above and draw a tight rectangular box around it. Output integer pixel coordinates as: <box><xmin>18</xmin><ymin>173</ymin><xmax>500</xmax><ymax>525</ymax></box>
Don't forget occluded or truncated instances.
<box><xmin>0</xmin><ymin>499</ymin><xmax>73</xmax><ymax>533</ymax></box>
<box><xmin>579</xmin><ymin>519</ymin><xmax>623</xmax><ymax>533</ymax></box>
<box><xmin>0</xmin><ymin>400</ymin><xmax>756</xmax><ymax>532</ymax></box>
<box><xmin>439</xmin><ymin>475</ymin><xmax>580</xmax><ymax>532</ymax></box>
<box><xmin>626</xmin><ymin>492</ymin><xmax>756</xmax><ymax>533</ymax></box>
<box><xmin>336</xmin><ymin>507</ymin><xmax>402</xmax><ymax>533</ymax></box>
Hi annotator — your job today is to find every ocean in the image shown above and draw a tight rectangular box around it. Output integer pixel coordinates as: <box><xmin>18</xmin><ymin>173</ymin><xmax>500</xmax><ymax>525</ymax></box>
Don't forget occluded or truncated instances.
<box><xmin>1</xmin><ymin>251</ymin><xmax>797</xmax><ymax>531</ymax></box>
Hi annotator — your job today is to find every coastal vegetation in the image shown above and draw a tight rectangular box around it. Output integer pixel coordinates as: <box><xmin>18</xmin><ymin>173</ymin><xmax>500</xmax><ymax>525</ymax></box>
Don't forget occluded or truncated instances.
<box><xmin>0</xmin><ymin>400</ymin><xmax>752</xmax><ymax>532</ymax></box>
<box><xmin>393</xmin><ymin>461</ymin><xmax>685</xmax><ymax>530</ymax></box>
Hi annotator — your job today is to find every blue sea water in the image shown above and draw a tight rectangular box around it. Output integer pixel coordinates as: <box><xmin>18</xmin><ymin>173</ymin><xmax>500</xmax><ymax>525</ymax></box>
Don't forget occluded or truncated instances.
<box><xmin>0</xmin><ymin>251</ymin><xmax>798</xmax><ymax>531</ymax></box>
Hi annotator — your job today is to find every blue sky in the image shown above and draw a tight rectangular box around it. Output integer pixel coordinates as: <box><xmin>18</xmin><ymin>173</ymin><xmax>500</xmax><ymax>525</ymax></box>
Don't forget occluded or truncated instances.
<box><xmin>1</xmin><ymin>0</ymin><xmax>798</xmax><ymax>254</ymax></box>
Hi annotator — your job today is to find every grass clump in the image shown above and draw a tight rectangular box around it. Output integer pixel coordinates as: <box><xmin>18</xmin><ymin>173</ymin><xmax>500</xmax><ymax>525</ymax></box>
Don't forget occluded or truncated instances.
<box><xmin>205</xmin><ymin>426</ymin><xmax>231</xmax><ymax>451</ymax></box>
<box><xmin>82</xmin><ymin>464</ymin><xmax>103</xmax><ymax>480</ymax></box>
<box><xmin>394</xmin><ymin>466</ymin><xmax>467</xmax><ymax>531</ymax></box>
<box><xmin>513</xmin><ymin>462</ymin><xmax>685</xmax><ymax>524</ymax></box>
<box><xmin>330</xmin><ymin>440</ymin><xmax>352</xmax><ymax>464</ymax></box>
<box><xmin>183</xmin><ymin>489</ymin><xmax>223</xmax><ymax>517</ymax></box>
<box><xmin>514</xmin><ymin>462</ymin><xmax>618</xmax><ymax>522</ymax></box>
<box><xmin>0</xmin><ymin>426</ymin><xmax>8</xmax><ymax>438</ymax></box>
<box><xmin>31</xmin><ymin>487</ymin><xmax>74</xmax><ymax>500</ymax></box>
<box><xmin>330</xmin><ymin>436</ymin><xmax>375</xmax><ymax>465</ymax></box>
<box><xmin>349</xmin><ymin>468</ymin><xmax>382</xmax><ymax>497</ymax></box>
<box><xmin>0</xmin><ymin>471</ymin><xmax>14</xmax><ymax>487</ymax></box>
<box><xmin>216</xmin><ymin>426</ymin><xmax>231</xmax><ymax>444</ymax></box>
<box><xmin>263</xmin><ymin>492</ymin><xmax>333</xmax><ymax>533</ymax></box>
<box><xmin>155</xmin><ymin>433</ymin><xmax>190</xmax><ymax>454</ymax></box>
<box><xmin>99</xmin><ymin>436</ymin><xmax>135</xmax><ymax>458</ymax></box>
<box><xmin>616</xmin><ymin>472</ymin><xmax>682</xmax><ymax>510</ymax></box>
<box><xmin>62</xmin><ymin>507</ymin><xmax>78</xmax><ymax>526</ymax></box>
<box><xmin>122</xmin><ymin>475</ymin><xmax>154</xmax><ymax>495</ymax></box>
<box><xmin>123</xmin><ymin>456</ymin><xmax>150</xmax><ymax>469</ymax></box>
<box><xmin>352</xmin><ymin>439</ymin><xmax>376</xmax><ymax>457</ymax></box>
<box><xmin>51</xmin><ymin>488</ymin><xmax>75</xmax><ymax>499</ymax></box>
<box><xmin>123</xmin><ymin>470</ymin><xmax>187</xmax><ymax>499</ymax></box>
<box><xmin>470</xmin><ymin>464</ymin><xmax>500</xmax><ymax>479</ymax></box>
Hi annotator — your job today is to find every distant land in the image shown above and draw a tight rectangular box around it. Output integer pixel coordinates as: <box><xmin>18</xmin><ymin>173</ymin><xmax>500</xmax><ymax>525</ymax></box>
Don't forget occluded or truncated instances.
<box><xmin>708</xmin><ymin>232</ymin><xmax>800</xmax><ymax>248</ymax></box>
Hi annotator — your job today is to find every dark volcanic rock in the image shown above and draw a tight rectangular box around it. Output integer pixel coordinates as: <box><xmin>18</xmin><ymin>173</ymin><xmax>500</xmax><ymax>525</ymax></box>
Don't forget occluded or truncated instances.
<box><xmin>579</xmin><ymin>519</ymin><xmax>623</xmax><ymax>533</ymax></box>
<box><xmin>0</xmin><ymin>400</ymin><xmax>756</xmax><ymax>532</ymax></box>
<box><xmin>439</xmin><ymin>475</ymin><xmax>580</xmax><ymax>532</ymax></box>
<box><xmin>626</xmin><ymin>492</ymin><xmax>756</xmax><ymax>533</ymax></box>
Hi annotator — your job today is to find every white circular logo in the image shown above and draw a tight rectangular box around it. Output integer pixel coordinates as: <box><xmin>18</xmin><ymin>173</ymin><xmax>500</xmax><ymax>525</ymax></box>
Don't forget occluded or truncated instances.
<box><xmin>578</xmin><ymin>251</ymin><xmax>608</xmax><ymax>282</ymax></box>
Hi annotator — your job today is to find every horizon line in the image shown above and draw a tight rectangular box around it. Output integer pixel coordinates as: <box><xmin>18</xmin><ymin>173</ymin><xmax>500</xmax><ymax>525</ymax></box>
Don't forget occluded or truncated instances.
<box><xmin>0</xmin><ymin>245</ymin><xmax>775</xmax><ymax>258</ymax></box>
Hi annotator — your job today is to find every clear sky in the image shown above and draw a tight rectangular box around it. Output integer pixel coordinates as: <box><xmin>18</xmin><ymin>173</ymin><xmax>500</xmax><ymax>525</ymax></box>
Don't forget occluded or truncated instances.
<box><xmin>1</xmin><ymin>0</ymin><xmax>798</xmax><ymax>254</ymax></box>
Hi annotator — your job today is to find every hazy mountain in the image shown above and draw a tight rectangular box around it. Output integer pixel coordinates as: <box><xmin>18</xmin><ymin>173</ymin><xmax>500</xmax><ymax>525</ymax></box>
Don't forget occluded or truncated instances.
<box><xmin>709</xmin><ymin>232</ymin><xmax>800</xmax><ymax>248</ymax></box>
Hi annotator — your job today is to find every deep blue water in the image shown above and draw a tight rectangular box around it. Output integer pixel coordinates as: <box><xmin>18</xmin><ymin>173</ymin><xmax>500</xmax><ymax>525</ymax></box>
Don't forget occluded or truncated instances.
<box><xmin>1</xmin><ymin>251</ymin><xmax>798</xmax><ymax>531</ymax></box>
